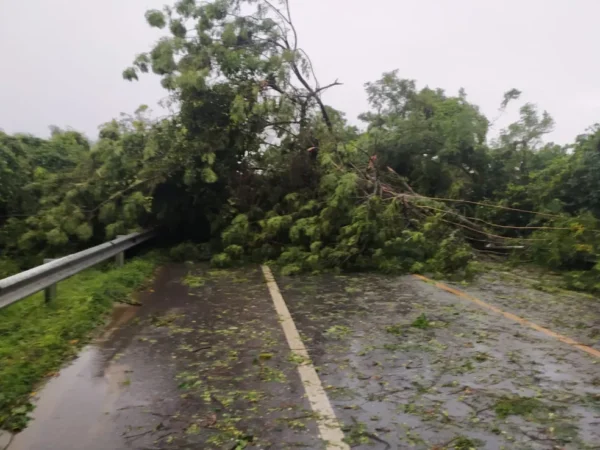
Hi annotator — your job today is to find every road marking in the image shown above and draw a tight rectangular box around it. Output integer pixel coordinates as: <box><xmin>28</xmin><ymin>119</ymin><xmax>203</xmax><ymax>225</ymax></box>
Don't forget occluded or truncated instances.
<box><xmin>413</xmin><ymin>274</ymin><xmax>600</xmax><ymax>359</ymax></box>
<box><xmin>261</xmin><ymin>266</ymin><xmax>349</xmax><ymax>450</ymax></box>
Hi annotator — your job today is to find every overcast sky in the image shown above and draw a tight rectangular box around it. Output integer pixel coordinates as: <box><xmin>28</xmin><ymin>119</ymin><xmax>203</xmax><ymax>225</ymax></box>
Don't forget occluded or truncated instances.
<box><xmin>1</xmin><ymin>0</ymin><xmax>599</xmax><ymax>144</ymax></box>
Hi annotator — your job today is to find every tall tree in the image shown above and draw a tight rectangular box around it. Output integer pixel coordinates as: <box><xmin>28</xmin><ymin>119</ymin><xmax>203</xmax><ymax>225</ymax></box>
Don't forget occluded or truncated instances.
<box><xmin>359</xmin><ymin>71</ymin><xmax>489</xmax><ymax>199</ymax></box>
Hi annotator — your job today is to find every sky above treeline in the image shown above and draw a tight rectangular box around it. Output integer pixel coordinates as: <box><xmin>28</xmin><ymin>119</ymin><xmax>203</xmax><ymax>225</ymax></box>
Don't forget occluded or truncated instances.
<box><xmin>1</xmin><ymin>0</ymin><xmax>599</xmax><ymax>145</ymax></box>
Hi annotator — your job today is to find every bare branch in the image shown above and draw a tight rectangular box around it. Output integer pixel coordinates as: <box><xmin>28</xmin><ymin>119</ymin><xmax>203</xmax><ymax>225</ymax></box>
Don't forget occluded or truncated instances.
<box><xmin>299</xmin><ymin>48</ymin><xmax>320</xmax><ymax>87</ymax></box>
<box><xmin>263</xmin><ymin>1</ymin><xmax>291</xmax><ymax>28</ymax></box>
<box><xmin>283</xmin><ymin>0</ymin><xmax>298</xmax><ymax>50</ymax></box>
<box><xmin>316</xmin><ymin>79</ymin><xmax>343</xmax><ymax>93</ymax></box>
<box><xmin>288</xmin><ymin>62</ymin><xmax>333</xmax><ymax>131</ymax></box>
<box><xmin>267</xmin><ymin>82</ymin><xmax>302</xmax><ymax>105</ymax></box>
<box><xmin>263</xmin><ymin>0</ymin><xmax>298</xmax><ymax>49</ymax></box>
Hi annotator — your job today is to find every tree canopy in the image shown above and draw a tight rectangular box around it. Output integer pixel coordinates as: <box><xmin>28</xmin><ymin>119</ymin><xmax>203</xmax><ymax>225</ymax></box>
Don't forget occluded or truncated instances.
<box><xmin>2</xmin><ymin>0</ymin><xmax>600</xmax><ymax>291</ymax></box>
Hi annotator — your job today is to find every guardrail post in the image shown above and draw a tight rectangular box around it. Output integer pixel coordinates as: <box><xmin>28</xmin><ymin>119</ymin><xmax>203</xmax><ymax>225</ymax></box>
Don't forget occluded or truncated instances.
<box><xmin>43</xmin><ymin>258</ymin><xmax>57</xmax><ymax>302</ymax></box>
<box><xmin>115</xmin><ymin>235</ymin><xmax>125</xmax><ymax>267</ymax></box>
<box><xmin>115</xmin><ymin>252</ymin><xmax>125</xmax><ymax>268</ymax></box>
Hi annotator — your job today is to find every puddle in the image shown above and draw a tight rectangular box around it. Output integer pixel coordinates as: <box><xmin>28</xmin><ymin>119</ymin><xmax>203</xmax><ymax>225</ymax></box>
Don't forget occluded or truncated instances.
<box><xmin>8</xmin><ymin>303</ymin><xmax>139</xmax><ymax>450</ymax></box>
<box><xmin>8</xmin><ymin>347</ymin><xmax>130</xmax><ymax>450</ymax></box>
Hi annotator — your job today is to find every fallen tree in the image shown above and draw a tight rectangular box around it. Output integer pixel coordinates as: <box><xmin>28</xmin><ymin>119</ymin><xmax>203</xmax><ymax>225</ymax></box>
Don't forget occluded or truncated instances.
<box><xmin>3</xmin><ymin>0</ymin><xmax>600</xmax><ymax>290</ymax></box>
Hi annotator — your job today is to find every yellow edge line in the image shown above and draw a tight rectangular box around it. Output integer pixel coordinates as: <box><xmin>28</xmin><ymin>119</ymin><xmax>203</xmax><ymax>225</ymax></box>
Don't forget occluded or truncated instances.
<box><xmin>412</xmin><ymin>274</ymin><xmax>600</xmax><ymax>359</ymax></box>
<box><xmin>261</xmin><ymin>265</ymin><xmax>350</xmax><ymax>450</ymax></box>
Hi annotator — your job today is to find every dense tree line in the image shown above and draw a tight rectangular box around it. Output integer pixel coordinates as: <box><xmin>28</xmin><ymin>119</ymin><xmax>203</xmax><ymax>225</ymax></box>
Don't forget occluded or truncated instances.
<box><xmin>1</xmin><ymin>0</ymin><xmax>600</xmax><ymax>291</ymax></box>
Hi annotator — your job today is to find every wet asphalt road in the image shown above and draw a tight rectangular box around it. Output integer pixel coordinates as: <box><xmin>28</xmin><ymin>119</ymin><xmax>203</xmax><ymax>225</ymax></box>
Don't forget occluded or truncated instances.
<box><xmin>280</xmin><ymin>273</ymin><xmax>600</xmax><ymax>449</ymax></box>
<box><xmin>6</xmin><ymin>264</ymin><xmax>600</xmax><ymax>450</ymax></box>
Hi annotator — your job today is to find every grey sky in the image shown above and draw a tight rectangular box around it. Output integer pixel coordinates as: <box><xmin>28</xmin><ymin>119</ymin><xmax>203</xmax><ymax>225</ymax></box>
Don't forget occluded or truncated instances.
<box><xmin>1</xmin><ymin>0</ymin><xmax>599</xmax><ymax>144</ymax></box>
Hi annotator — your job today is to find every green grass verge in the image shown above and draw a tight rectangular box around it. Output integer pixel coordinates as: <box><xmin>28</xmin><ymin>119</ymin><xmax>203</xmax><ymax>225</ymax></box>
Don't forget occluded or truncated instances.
<box><xmin>0</xmin><ymin>255</ymin><xmax>156</xmax><ymax>431</ymax></box>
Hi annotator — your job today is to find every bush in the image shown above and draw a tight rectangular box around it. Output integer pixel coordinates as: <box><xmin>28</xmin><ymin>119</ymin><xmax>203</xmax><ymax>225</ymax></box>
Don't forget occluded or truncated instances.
<box><xmin>527</xmin><ymin>214</ymin><xmax>599</xmax><ymax>270</ymax></box>
<box><xmin>562</xmin><ymin>263</ymin><xmax>600</xmax><ymax>294</ymax></box>
<box><xmin>0</xmin><ymin>258</ymin><xmax>19</xmax><ymax>279</ymax></box>
<box><xmin>224</xmin><ymin>244</ymin><xmax>243</xmax><ymax>259</ymax></box>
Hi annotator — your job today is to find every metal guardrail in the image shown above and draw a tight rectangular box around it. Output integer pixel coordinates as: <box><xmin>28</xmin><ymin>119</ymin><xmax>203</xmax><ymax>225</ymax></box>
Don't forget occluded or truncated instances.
<box><xmin>0</xmin><ymin>230</ymin><xmax>156</xmax><ymax>310</ymax></box>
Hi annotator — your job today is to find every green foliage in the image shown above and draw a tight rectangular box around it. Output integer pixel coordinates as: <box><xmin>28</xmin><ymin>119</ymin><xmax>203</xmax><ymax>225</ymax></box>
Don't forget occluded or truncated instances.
<box><xmin>169</xmin><ymin>241</ymin><xmax>212</xmax><ymax>262</ymax></box>
<box><xmin>211</xmin><ymin>252</ymin><xmax>233</xmax><ymax>268</ymax></box>
<box><xmin>224</xmin><ymin>244</ymin><xmax>243</xmax><ymax>259</ymax></box>
<box><xmin>201</xmin><ymin>167</ymin><xmax>218</xmax><ymax>184</ymax></box>
<box><xmin>426</xmin><ymin>232</ymin><xmax>474</xmax><ymax>277</ymax></box>
<box><xmin>411</xmin><ymin>313</ymin><xmax>431</xmax><ymax>329</ymax></box>
<box><xmin>215</xmin><ymin>168</ymin><xmax>476</xmax><ymax>276</ymax></box>
<box><xmin>145</xmin><ymin>9</ymin><xmax>166</xmax><ymax>28</ymax></box>
<box><xmin>562</xmin><ymin>266</ymin><xmax>600</xmax><ymax>294</ymax></box>
<box><xmin>527</xmin><ymin>214</ymin><xmax>600</xmax><ymax>270</ymax></box>
<box><xmin>182</xmin><ymin>274</ymin><xmax>205</xmax><ymax>287</ymax></box>
<box><xmin>281</xmin><ymin>264</ymin><xmax>302</xmax><ymax>276</ymax></box>
<box><xmin>0</xmin><ymin>258</ymin><xmax>19</xmax><ymax>279</ymax></box>
<box><xmin>122</xmin><ymin>67</ymin><xmax>138</xmax><ymax>81</ymax></box>
<box><xmin>0</xmin><ymin>256</ymin><xmax>156</xmax><ymax>431</ymax></box>
<box><xmin>453</xmin><ymin>436</ymin><xmax>480</xmax><ymax>450</ymax></box>
<box><xmin>4</xmin><ymin>0</ymin><xmax>600</xmax><ymax>294</ymax></box>
<box><xmin>223</xmin><ymin>215</ymin><xmax>252</xmax><ymax>247</ymax></box>
<box><xmin>501</xmin><ymin>88</ymin><xmax>522</xmax><ymax>109</ymax></box>
<box><xmin>385</xmin><ymin>324</ymin><xmax>403</xmax><ymax>335</ymax></box>
<box><xmin>359</xmin><ymin>70</ymin><xmax>489</xmax><ymax>199</ymax></box>
<box><xmin>324</xmin><ymin>325</ymin><xmax>351</xmax><ymax>339</ymax></box>
<box><xmin>494</xmin><ymin>396</ymin><xmax>549</xmax><ymax>419</ymax></box>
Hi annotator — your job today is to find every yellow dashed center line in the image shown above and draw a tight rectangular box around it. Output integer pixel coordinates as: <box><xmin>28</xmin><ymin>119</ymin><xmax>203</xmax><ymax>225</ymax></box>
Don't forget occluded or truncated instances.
<box><xmin>412</xmin><ymin>274</ymin><xmax>600</xmax><ymax>359</ymax></box>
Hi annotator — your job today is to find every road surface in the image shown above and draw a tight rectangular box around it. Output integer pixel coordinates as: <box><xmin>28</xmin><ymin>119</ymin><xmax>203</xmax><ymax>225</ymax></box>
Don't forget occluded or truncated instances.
<box><xmin>4</xmin><ymin>263</ymin><xmax>599</xmax><ymax>449</ymax></box>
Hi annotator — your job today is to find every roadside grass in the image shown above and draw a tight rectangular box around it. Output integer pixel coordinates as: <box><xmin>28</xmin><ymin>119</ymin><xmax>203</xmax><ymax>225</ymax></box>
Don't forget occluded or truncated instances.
<box><xmin>0</xmin><ymin>256</ymin><xmax>156</xmax><ymax>431</ymax></box>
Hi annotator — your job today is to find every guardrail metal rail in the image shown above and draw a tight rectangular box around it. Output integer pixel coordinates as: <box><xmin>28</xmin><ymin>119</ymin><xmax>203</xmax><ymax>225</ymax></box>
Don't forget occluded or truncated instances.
<box><xmin>0</xmin><ymin>230</ymin><xmax>155</xmax><ymax>310</ymax></box>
